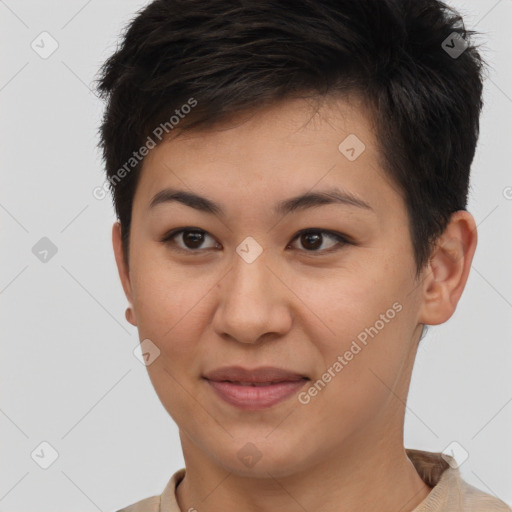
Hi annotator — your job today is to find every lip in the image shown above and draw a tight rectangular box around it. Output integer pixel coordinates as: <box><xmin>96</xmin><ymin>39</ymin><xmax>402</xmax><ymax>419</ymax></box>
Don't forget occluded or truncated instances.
<box><xmin>205</xmin><ymin>379</ymin><xmax>309</xmax><ymax>410</ymax></box>
<box><xmin>203</xmin><ymin>365</ymin><xmax>308</xmax><ymax>383</ymax></box>
<box><xmin>202</xmin><ymin>366</ymin><xmax>309</xmax><ymax>410</ymax></box>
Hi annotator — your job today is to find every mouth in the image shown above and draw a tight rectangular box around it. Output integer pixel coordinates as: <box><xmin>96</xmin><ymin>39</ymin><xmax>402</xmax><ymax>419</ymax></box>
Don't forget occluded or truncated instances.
<box><xmin>202</xmin><ymin>366</ymin><xmax>310</xmax><ymax>410</ymax></box>
<box><xmin>202</xmin><ymin>365</ymin><xmax>309</xmax><ymax>383</ymax></box>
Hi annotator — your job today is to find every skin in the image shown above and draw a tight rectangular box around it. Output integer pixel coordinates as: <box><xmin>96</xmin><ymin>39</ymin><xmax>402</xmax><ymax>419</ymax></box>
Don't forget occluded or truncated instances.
<box><xmin>112</xmin><ymin>95</ymin><xmax>477</xmax><ymax>512</ymax></box>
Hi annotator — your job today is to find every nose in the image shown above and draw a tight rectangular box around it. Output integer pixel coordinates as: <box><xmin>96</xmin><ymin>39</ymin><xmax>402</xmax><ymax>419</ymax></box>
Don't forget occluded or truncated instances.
<box><xmin>211</xmin><ymin>250</ymin><xmax>293</xmax><ymax>345</ymax></box>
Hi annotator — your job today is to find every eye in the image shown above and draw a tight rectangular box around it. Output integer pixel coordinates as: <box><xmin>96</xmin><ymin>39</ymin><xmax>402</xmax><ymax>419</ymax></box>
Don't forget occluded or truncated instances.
<box><xmin>161</xmin><ymin>227</ymin><xmax>351</xmax><ymax>254</ymax></box>
<box><xmin>287</xmin><ymin>229</ymin><xmax>350</xmax><ymax>253</ymax></box>
<box><xmin>161</xmin><ymin>228</ymin><xmax>220</xmax><ymax>253</ymax></box>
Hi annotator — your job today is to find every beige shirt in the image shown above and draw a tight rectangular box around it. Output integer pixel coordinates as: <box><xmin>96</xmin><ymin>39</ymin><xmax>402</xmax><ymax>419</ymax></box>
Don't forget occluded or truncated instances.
<box><xmin>116</xmin><ymin>449</ymin><xmax>512</xmax><ymax>512</ymax></box>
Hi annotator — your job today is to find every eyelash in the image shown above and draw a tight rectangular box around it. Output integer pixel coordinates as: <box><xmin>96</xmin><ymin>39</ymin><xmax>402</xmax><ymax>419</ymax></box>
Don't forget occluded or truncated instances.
<box><xmin>160</xmin><ymin>227</ymin><xmax>352</xmax><ymax>255</ymax></box>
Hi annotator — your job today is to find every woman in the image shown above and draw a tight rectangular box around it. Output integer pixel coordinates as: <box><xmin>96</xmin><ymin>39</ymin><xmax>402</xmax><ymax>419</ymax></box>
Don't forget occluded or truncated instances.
<box><xmin>95</xmin><ymin>1</ymin><xmax>511</xmax><ymax>511</ymax></box>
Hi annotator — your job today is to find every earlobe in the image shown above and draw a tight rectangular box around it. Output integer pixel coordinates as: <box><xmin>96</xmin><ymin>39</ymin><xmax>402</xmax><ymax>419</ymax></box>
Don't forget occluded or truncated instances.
<box><xmin>418</xmin><ymin>211</ymin><xmax>477</xmax><ymax>326</ymax></box>
<box><xmin>112</xmin><ymin>221</ymin><xmax>137</xmax><ymax>326</ymax></box>
<box><xmin>125</xmin><ymin>306</ymin><xmax>135</xmax><ymax>325</ymax></box>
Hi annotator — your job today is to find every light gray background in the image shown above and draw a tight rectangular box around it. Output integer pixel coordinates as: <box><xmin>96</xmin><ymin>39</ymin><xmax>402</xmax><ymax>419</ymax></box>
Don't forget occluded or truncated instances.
<box><xmin>0</xmin><ymin>1</ymin><xmax>511</xmax><ymax>510</ymax></box>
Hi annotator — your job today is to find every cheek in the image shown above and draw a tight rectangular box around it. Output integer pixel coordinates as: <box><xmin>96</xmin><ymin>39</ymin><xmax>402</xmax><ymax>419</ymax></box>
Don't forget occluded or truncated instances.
<box><xmin>129</xmin><ymin>254</ymin><xmax>209</xmax><ymax>357</ymax></box>
<box><xmin>297</xmin><ymin>268</ymin><xmax>399</xmax><ymax>340</ymax></box>
<box><xmin>298</xmin><ymin>264</ymin><xmax>414</xmax><ymax>385</ymax></box>
<box><xmin>299</xmin><ymin>279</ymin><xmax>413</xmax><ymax>434</ymax></box>
<box><xmin>131</xmin><ymin>260</ymin><xmax>213</xmax><ymax>421</ymax></box>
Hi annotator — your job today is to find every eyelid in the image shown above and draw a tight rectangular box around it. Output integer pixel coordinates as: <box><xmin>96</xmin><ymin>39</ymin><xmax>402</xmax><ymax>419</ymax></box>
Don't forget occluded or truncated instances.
<box><xmin>160</xmin><ymin>227</ymin><xmax>219</xmax><ymax>253</ymax></box>
<box><xmin>289</xmin><ymin>229</ymin><xmax>352</xmax><ymax>252</ymax></box>
<box><xmin>160</xmin><ymin>227</ymin><xmax>353</xmax><ymax>254</ymax></box>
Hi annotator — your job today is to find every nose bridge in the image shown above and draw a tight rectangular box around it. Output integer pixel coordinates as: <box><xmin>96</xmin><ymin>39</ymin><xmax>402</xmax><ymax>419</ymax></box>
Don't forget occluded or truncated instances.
<box><xmin>213</xmin><ymin>247</ymin><xmax>291</xmax><ymax>344</ymax></box>
<box><xmin>229</xmin><ymin>249</ymin><xmax>269</xmax><ymax>302</ymax></box>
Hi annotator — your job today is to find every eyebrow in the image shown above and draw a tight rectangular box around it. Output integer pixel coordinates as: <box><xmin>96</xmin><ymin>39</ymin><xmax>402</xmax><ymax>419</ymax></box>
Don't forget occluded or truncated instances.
<box><xmin>148</xmin><ymin>186</ymin><xmax>373</xmax><ymax>217</ymax></box>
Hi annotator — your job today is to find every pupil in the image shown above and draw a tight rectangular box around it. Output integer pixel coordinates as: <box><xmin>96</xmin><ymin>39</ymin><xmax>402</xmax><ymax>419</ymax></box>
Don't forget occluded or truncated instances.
<box><xmin>184</xmin><ymin>231</ymin><xmax>203</xmax><ymax>249</ymax></box>
<box><xmin>302</xmin><ymin>232</ymin><xmax>322</xmax><ymax>250</ymax></box>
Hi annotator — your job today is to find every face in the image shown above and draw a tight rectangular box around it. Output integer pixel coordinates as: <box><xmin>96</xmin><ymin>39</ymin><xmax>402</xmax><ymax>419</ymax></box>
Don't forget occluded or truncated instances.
<box><xmin>114</xmin><ymin>95</ymin><xmax>429</xmax><ymax>477</ymax></box>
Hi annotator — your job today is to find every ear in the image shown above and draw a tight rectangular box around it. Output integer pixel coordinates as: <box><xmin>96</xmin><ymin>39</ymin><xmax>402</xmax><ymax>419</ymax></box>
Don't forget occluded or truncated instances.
<box><xmin>418</xmin><ymin>210</ymin><xmax>477</xmax><ymax>325</ymax></box>
<box><xmin>112</xmin><ymin>220</ymin><xmax>137</xmax><ymax>326</ymax></box>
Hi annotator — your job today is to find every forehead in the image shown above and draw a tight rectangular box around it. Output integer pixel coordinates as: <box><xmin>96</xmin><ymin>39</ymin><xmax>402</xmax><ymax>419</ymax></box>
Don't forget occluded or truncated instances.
<box><xmin>133</xmin><ymin>95</ymin><xmax>404</xmax><ymax>221</ymax></box>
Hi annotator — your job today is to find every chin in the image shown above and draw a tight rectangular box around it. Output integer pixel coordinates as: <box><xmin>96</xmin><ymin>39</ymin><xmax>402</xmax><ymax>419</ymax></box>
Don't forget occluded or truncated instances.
<box><xmin>209</xmin><ymin>437</ymin><xmax>314</xmax><ymax>479</ymax></box>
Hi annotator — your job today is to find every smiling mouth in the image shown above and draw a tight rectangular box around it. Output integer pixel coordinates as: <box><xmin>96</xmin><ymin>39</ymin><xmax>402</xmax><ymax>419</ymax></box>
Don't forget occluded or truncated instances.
<box><xmin>204</xmin><ymin>377</ymin><xmax>309</xmax><ymax>410</ymax></box>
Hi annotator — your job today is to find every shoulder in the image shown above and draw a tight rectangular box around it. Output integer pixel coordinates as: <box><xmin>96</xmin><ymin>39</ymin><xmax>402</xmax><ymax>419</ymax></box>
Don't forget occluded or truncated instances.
<box><xmin>406</xmin><ymin>449</ymin><xmax>511</xmax><ymax>512</ymax></box>
<box><xmin>115</xmin><ymin>495</ymin><xmax>160</xmax><ymax>512</ymax></box>
<box><xmin>458</xmin><ymin>478</ymin><xmax>512</xmax><ymax>512</ymax></box>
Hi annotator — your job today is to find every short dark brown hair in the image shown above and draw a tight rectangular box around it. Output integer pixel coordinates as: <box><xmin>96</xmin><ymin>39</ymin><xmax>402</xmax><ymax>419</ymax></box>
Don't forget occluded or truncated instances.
<box><xmin>95</xmin><ymin>0</ymin><xmax>486</xmax><ymax>275</ymax></box>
